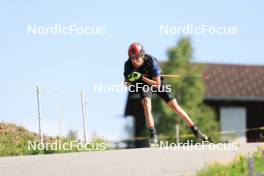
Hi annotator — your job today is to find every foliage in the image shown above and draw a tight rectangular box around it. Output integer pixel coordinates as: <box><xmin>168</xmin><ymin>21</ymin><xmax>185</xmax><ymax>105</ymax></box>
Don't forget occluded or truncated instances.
<box><xmin>197</xmin><ymin>148</ymin><xmax>264</xmax><ymax>176</ymax></box>
<box><xmin>152</xmin><ymin>37</ymin><xmax>219</xmax><ymax>141</ymax></box>
<box><xmin>0</xmin><ymin>122</ymin><xmax>109</xmax><ymax>156</ymax></box>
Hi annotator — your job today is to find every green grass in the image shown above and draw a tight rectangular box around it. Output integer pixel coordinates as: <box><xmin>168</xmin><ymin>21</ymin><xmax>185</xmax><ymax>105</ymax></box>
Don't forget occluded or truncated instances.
<box><xmin>0</xmin><ymin>122</ymin><xmax>110</xmax><ymax>156</ymax></box>
<box><xmin>0</xmin><ymin>123</ymin><xmax>38</xmax><ymax>156</ymax></box>
<box><xmin>197</xmin><ymin>148</ymin><xmax>264</xmax><ymax>176</ymax></box>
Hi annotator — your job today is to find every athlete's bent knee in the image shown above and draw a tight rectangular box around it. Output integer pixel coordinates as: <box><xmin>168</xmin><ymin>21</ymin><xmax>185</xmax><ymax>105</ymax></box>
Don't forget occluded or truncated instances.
<box><xmin>167</xmin><ymin>99</ymin><xmax>180</xmax><ymax>112</ymax></box>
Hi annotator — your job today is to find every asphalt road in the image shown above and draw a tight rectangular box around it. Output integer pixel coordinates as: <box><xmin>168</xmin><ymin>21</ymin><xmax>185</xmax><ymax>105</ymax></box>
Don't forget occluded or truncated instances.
<box><xmin>0</xmin><ymin>142</ymin><xmax>263</xmax><ymax>176</ymax></box>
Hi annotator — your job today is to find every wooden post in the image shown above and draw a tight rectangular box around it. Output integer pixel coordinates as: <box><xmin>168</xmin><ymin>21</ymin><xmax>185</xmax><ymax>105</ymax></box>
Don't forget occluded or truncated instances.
<box><xmin>81</xmin><ymin>91</ymin><xmax>87</xmax><ymax>143</ymax></box>
<box><xmin>58</xmin><ymin>105</ymin><xmax>64</xmax><ymax>139</ymax></box>
<box><xmin>176</xmin><ymin>120</ymin><xmax>180</xmax><ymax>144</ymax></box>
<box><xmin>36</xmin><ymin>86</ymin><xmax>43</xmax><ymax>143</ymax></box>
<box><xmin>85</xmin><ymin>101</ymin><xmax>88</xmax><ymax>141</ymax></box>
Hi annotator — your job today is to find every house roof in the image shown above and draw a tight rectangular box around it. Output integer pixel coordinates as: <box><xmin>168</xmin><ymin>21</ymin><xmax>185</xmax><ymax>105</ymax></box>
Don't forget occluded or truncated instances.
<box><xmin>201</xmin><ymin>63</ymin><xmax>264</xmax><ymax>101</ymax></box>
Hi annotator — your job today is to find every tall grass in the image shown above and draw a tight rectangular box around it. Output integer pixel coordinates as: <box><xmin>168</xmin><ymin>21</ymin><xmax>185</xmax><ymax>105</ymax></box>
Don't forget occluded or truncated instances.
<box><xmin>197</xmin><ymin>148</ymin><xmax>264</xmax><ymax>176</ymax></box>
<box><xmin>0</xmin><ymin>123</ymin><xmax>109</xmax><ymax>156</ymax></box>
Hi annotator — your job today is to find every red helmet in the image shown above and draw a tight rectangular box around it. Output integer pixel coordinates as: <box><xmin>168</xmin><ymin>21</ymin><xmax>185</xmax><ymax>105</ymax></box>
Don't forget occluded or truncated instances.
<box><xmin>128</xmin><ymin>42</ymin><xmax>145</xmax><ymax>59</ymax></box>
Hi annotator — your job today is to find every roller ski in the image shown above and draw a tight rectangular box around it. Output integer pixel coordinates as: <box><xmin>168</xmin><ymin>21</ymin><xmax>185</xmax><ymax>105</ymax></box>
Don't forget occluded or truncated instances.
<box><xmin>191</xmin><ymin>126</ymin><xmax>214</xmax><ymax>143</ymax></box>
<box><xmin>149</xmin><ymin>128</ymin><xmax>159</xmax><ymax>147</ymax></box>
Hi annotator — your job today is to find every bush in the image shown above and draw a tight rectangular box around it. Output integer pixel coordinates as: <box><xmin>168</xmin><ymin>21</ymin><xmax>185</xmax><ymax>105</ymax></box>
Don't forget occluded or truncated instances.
<box><xmin>0</xmin><ymin>123</ymin><xmax>110</xmax><ymax>156</ymax></box>
<box><xmin>197</xmin><ymin>148</ymin><xmax>264</xmax><ymax>176</ymax></box>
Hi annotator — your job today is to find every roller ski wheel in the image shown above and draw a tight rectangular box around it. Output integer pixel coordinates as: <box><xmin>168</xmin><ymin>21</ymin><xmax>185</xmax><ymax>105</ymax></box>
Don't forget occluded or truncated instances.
<box><xmin>149</xmin><ymin>134</ymin><xmax>159</xmax><ymax>148</ymax></box>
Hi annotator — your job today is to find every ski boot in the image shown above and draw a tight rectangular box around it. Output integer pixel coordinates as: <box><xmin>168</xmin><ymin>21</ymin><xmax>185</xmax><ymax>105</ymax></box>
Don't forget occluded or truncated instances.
<box><xmin>191</xmin><ymin>126</ymin><xmax>214</xmax><ymax>143</ymax></box>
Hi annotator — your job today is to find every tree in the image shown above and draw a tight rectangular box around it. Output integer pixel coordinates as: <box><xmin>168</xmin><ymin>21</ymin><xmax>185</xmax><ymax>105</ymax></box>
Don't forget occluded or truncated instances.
<box><xmin>66</xmin><ymin>129</ymin><xmax>78</xmax><ymax>141</ymax></box>
<box><xmin>152</xmin><ymin>37</ymin><xmax>219</xmax><ymax>140</ymax></box>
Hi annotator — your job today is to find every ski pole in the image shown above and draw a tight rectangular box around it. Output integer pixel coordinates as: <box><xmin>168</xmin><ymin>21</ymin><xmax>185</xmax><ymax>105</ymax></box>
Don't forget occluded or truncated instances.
<box><xmin>161</xmin><ymin>74</ymin><xmax>210</xmax><ymax>80</ymax></box>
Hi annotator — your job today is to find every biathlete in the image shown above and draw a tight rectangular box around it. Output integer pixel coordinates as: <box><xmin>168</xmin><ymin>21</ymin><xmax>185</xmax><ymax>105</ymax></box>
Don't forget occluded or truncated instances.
<box><xmin>124</xmin><ymin>42</ymin><xmax>213</xmax><ymax>144</ymax></box>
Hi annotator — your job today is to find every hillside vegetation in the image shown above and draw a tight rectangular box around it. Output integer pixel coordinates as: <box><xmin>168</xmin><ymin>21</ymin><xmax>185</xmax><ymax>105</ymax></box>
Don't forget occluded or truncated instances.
<box><xmin>0</xmin><ymin>122</ymin><xmax>38</xmax><ymax>156</ymax></box>
<box><xmin>0</xmin><ymin>122</ymin><xmax>108</xmax><ymax>156</ymax></box>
